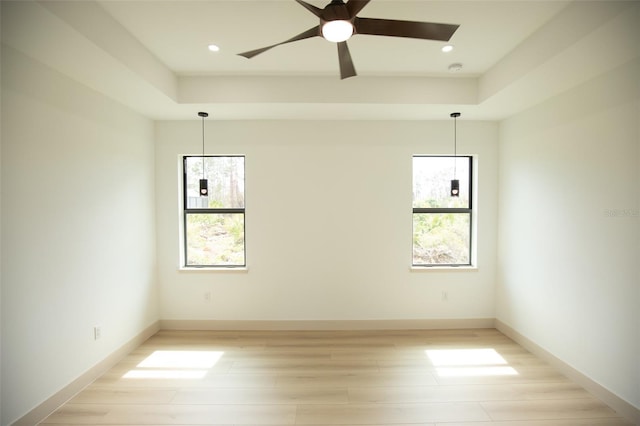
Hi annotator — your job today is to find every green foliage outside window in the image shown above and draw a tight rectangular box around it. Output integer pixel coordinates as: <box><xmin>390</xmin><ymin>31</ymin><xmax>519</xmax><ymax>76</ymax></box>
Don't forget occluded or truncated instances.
<box><xmin>413</xmin><ymin>213</ymin><xmax>470</xmax><ymax>265</ymax></box>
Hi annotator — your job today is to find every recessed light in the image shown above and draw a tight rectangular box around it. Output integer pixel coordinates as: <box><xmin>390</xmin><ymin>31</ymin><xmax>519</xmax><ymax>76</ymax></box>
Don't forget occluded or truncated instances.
<box><xmin>441</xmin><ymin>44</ymin><xmax>454</xmax><ymax>53</ymax></box>
<box><xmin>207</xmin><ymin>44</ymin><xmax>220</xmax><ymax>52</ymax></box>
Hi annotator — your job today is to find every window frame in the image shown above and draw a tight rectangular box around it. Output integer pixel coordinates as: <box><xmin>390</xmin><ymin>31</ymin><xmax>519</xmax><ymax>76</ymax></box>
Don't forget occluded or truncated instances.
<box><xmin>182</xmin><ymin>155</ymin><xmax>246</xmax><ymax>268</ymax></box>
<box><xmin>412</xmin><ymin>155</ymin><xmax>473</xmax><ymax>267</ymax></box>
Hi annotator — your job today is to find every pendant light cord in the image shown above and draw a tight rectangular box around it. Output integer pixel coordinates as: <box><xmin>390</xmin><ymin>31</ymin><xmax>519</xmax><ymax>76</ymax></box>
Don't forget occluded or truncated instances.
<box><xmin>453</xmin><ymin>115</ymin><xmax>457</xmax><ymax>178</ymax></box>
<box><xmin>450</xmin><ymin>112</ymin><xmax>460</xmax><ymax>179</ymax></box>
<box><xmin>198</xmin><ymin>112</ymin><xmax>209</xmax><ymax>179</ymax></box>
<box><xmin>201</xmin><ymin>115</ymin><xmax>205</xmax><ymax>179</ymax></box>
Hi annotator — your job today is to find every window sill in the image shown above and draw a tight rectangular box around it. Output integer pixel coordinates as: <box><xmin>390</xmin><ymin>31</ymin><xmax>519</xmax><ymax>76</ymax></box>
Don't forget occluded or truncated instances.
<box><xmin>179</xmin><ymin>267</ymin><xmax>249</xmax><ymax>273</ymax></box>
<box><xmin>410</xmin><ymin>266</ymin><xmax>477</xmax><ymax>272</ymax></box>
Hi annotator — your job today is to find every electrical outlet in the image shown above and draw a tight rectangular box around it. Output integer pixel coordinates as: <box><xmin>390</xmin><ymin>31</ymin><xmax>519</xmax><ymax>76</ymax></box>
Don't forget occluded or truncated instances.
<box><xmin>93</xmin><ymin>326</ymin><xmax>102</xmax><ymax>340</ymax></box>
<box><xmin>204</xmin><ymin>291</ymin><xmax>212</xmax><ymax>302</ymax></box>
<box><xmin>441</xmin><ymin>291</ymin><xmax>449</xmax><ymax>302</ymax></box>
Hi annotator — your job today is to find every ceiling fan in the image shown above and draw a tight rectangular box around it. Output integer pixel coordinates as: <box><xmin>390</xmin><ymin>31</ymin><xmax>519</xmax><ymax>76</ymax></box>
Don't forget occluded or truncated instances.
<box><xmin>238</xmin><ymin>0</ymin><xmax>459</xmax><ymax>79</ymax></box>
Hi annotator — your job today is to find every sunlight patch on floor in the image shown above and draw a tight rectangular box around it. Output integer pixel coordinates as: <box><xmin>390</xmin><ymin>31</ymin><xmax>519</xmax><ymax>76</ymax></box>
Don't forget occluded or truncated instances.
<box><xmin>426</xmin><ymin>348</ymin><xmax>507</xmax><ymax>366</ymax></box>
<box><xmin>123</xmin><ymin>350</ymin><xmax>224</xmax><ymax>379</ymax></box>
<box><xmin>137</xmin><ymin>350</ymin><xmax>224</xmax><ymax>368</ymax></box>
<box><xmin>122</xmin><ymin>369</ymin><xmax>208</xmax><ymax>379</ymax></box>
<box><xmin>435</xmin><ymin>366</ymin><xmax>518</xmax><ymax>377</ymax></box>
<box><xmin>426</xmin><ymin>348</ymin><xmax>518</xmax><ymax>377</ymax></box>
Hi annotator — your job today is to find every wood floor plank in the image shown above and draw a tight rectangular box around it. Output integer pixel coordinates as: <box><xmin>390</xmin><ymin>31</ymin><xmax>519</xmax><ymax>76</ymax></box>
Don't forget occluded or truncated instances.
<box><xmin>347</xmin><ymin>382</ymin><xmax>591</xmax><ymax>404</ymax></box>
<box><xmin>438</xmin><ymin>420</ymin><xmax>633</xmax><ymax>426</ymax></box>
<box><xmin>42</xmin><ymin>404</ymin><xmax>296</xmax><ymax>425</ymax></box>
<box><xmin>229</xmin><ymin>359</ymin><xmax>380</xmax><ymax>374</ymax></box>
<box><xmin>69</xmin><ymin>389</ymin><xmax>177</xmax><ymax>404</ymax></box>
<box><xmin>171</xmin><ymin>387</ymin><xmax>348</xmax><ymax>405</ymax></box>
<box><xmin>481</xmin><ymin>398</ymin><xmax>620</xmax><ymax>421</ymax></box>
<box><xmin>432</xmin><ymin>365</ymin><xmax>568</xmax><ymax>385</ymax></box>
<box><xmin>89</xmin><ymin>372</ymin><xmax>278</xmax><ymax>390</ymax></box>
<box><xmin>295</xmin><ymin>402</ymin><xmax>491</xmax><ymax>424</ymax></box>
<box><xmin>274</xmin><ymin>371</ymin><xmax>439</xmax><ymax>388</ymax></box>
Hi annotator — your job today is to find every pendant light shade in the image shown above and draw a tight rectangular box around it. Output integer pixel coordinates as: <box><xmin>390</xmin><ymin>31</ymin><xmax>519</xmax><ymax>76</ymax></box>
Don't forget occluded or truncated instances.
<box><xmin>199</xmin><ymin>178</ymin><xmax>208</xmax><ymax>196</ymax></box>
<box><xmin>198</xmin><ymin>112</ymin><xmax>209</xmax><ymax>197</ymax></box>
<box><xmin>450</xmin><ymin>112</ymin><xmax>461</xmax><ymax>197</ymax></box>
<box><xmin>451</xmin><ymin>179</ymin><xmax>460</xmax><ymax>196</ymax></box>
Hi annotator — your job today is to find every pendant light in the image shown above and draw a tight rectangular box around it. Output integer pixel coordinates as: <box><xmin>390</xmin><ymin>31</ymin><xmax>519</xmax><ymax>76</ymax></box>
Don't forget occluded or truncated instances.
<box><xmin>198</xmin><ymin>112</ymin><xmax>209</xmax><ymax>197</ymax></box>
<box><xmin>450</xmin><ymin>112</ymin><xmax>461</xmax><ymax>197</ymax></box>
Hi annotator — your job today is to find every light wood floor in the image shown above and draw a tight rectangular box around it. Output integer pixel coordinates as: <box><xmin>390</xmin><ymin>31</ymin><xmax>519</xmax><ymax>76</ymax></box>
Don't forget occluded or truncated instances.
<box><xmin>41</xmin><ymin>328</ymin><xmax>632</xmax><ymax>425</ymax></box>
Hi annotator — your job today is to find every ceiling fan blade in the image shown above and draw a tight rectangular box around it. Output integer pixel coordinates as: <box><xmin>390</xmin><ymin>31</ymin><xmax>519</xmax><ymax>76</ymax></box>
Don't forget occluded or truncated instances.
<box><xmin>295</xmin><ymin>0</ymin><xmax>323</xmax><ymax>18</ymax></box>
<box><xmin>337</xmin><ymin>41</ymin><xmax>357</xmax><ymax>80</ymax></box>
<box><xmin>346</xmin><ymin>0</ymin><xmax>371</xmax><ymax>18</ymax></box>
<box><xmin>354</xmin><ymin>17</ymin><xmax>459</xmax><ymax>41</ymax></box>
<box><xmin>238</xmin><ymin>26</ymin><xmax>320</xmax><ymax>59</ymax></box>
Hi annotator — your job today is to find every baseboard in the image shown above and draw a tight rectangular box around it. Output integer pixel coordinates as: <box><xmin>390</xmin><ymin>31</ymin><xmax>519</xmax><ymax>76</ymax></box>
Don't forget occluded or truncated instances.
<box><xmin>159</xmin><ymin>318</ymin><xmax>495</xmax><ymax>331</ymax></box>
<box><xmin>494</xmin><ymin>319</ymin><xmax>640</xmax><ymax>425</ymax></box>
<box><xmin>12</xmin><ymin>320</ymin><xmax>160</xmax><ymax>426</ymax></box>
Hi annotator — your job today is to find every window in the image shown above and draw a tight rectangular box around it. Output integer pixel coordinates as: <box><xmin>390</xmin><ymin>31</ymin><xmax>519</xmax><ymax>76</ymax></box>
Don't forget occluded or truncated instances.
<box><xmin>412</xmin><ymin>156</ymin><xmax>472</xmax><ymax>266</ymax></box>
<box><xmin>183</xmin><ymin>156</ymin><xmax>245</xmax><ymax>267</ymax></box>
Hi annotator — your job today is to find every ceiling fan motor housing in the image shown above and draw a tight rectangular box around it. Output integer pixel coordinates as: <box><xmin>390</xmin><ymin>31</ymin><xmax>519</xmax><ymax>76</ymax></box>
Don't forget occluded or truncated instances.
<box><xmin>322</xmin><ymin>0</ymin><xmax>351</xmax><ymax>23</ymax></box>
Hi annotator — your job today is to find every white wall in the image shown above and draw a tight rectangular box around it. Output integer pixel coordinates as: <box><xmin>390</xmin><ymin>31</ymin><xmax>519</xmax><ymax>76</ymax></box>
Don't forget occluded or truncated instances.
<box><xmin>155</xmin><ymin>119</ymin><xmax>498</xmax><ymax>322</ymax></box>
<box><xmin>0</xmin><ymin>4</ymin><xmax>3</xmax><ymax>421</ymax></box>
<box><xmin>0</xmin><ymin>47</ymin><xmax>159</xmax><ymax>425</ymax></box>
<box><xmin>496</xmin><ymin>58</ymin><xmax>640</xmax><ymax>409</ymax></box>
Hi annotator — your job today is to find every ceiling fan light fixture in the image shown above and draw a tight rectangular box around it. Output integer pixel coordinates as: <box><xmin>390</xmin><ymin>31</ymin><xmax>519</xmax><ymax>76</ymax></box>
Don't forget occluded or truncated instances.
<box><xmin>238</xmin><ymin>0</ymin><xmax>460</xmax><ymax>79</ymax></box>
<box><xmin>322</xmin><ymin>20</ymin><xmax>353</xmax><ymax>42</ymax></box>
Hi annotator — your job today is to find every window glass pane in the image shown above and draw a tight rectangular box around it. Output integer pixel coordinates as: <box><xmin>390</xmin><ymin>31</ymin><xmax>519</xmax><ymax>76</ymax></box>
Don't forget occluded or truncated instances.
<box><xmin>186</xmin><ymin>157</ymin><xmax>244</xmax><ymax>208</ymax></box>
<box><xmin>413</xmin><ymin>156</ymin><xmax>470</xmax><ymax>208</ymax></box>
<box><xmin>413</xmin><ymin>213</ymin><xmax>470</xmax><ymax>265</ymax></box>
<box><xmin>186</xmin><ymin>213</ymin><xmax>245</xmax><ymax>266</ymax></box>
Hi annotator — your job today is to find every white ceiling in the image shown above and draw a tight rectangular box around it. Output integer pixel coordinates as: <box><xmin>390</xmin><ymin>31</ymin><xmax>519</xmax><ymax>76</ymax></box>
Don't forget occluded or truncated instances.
<box><xmin>3</xmin><ymin>0</ymin><xmax>639</xmax><ymax>121</ymax></box>
<box><xmin>97</xmin><ymin>1</ymin><xmax>566</xmax><ymax>77</ymax></box>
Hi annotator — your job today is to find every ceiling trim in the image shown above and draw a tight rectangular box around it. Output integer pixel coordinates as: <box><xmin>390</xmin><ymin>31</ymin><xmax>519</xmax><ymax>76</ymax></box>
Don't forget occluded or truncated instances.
<box><xmin>3</xmin><ymin>1</ymin><xmax>638</xmax><ymax>121</ymax></box>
